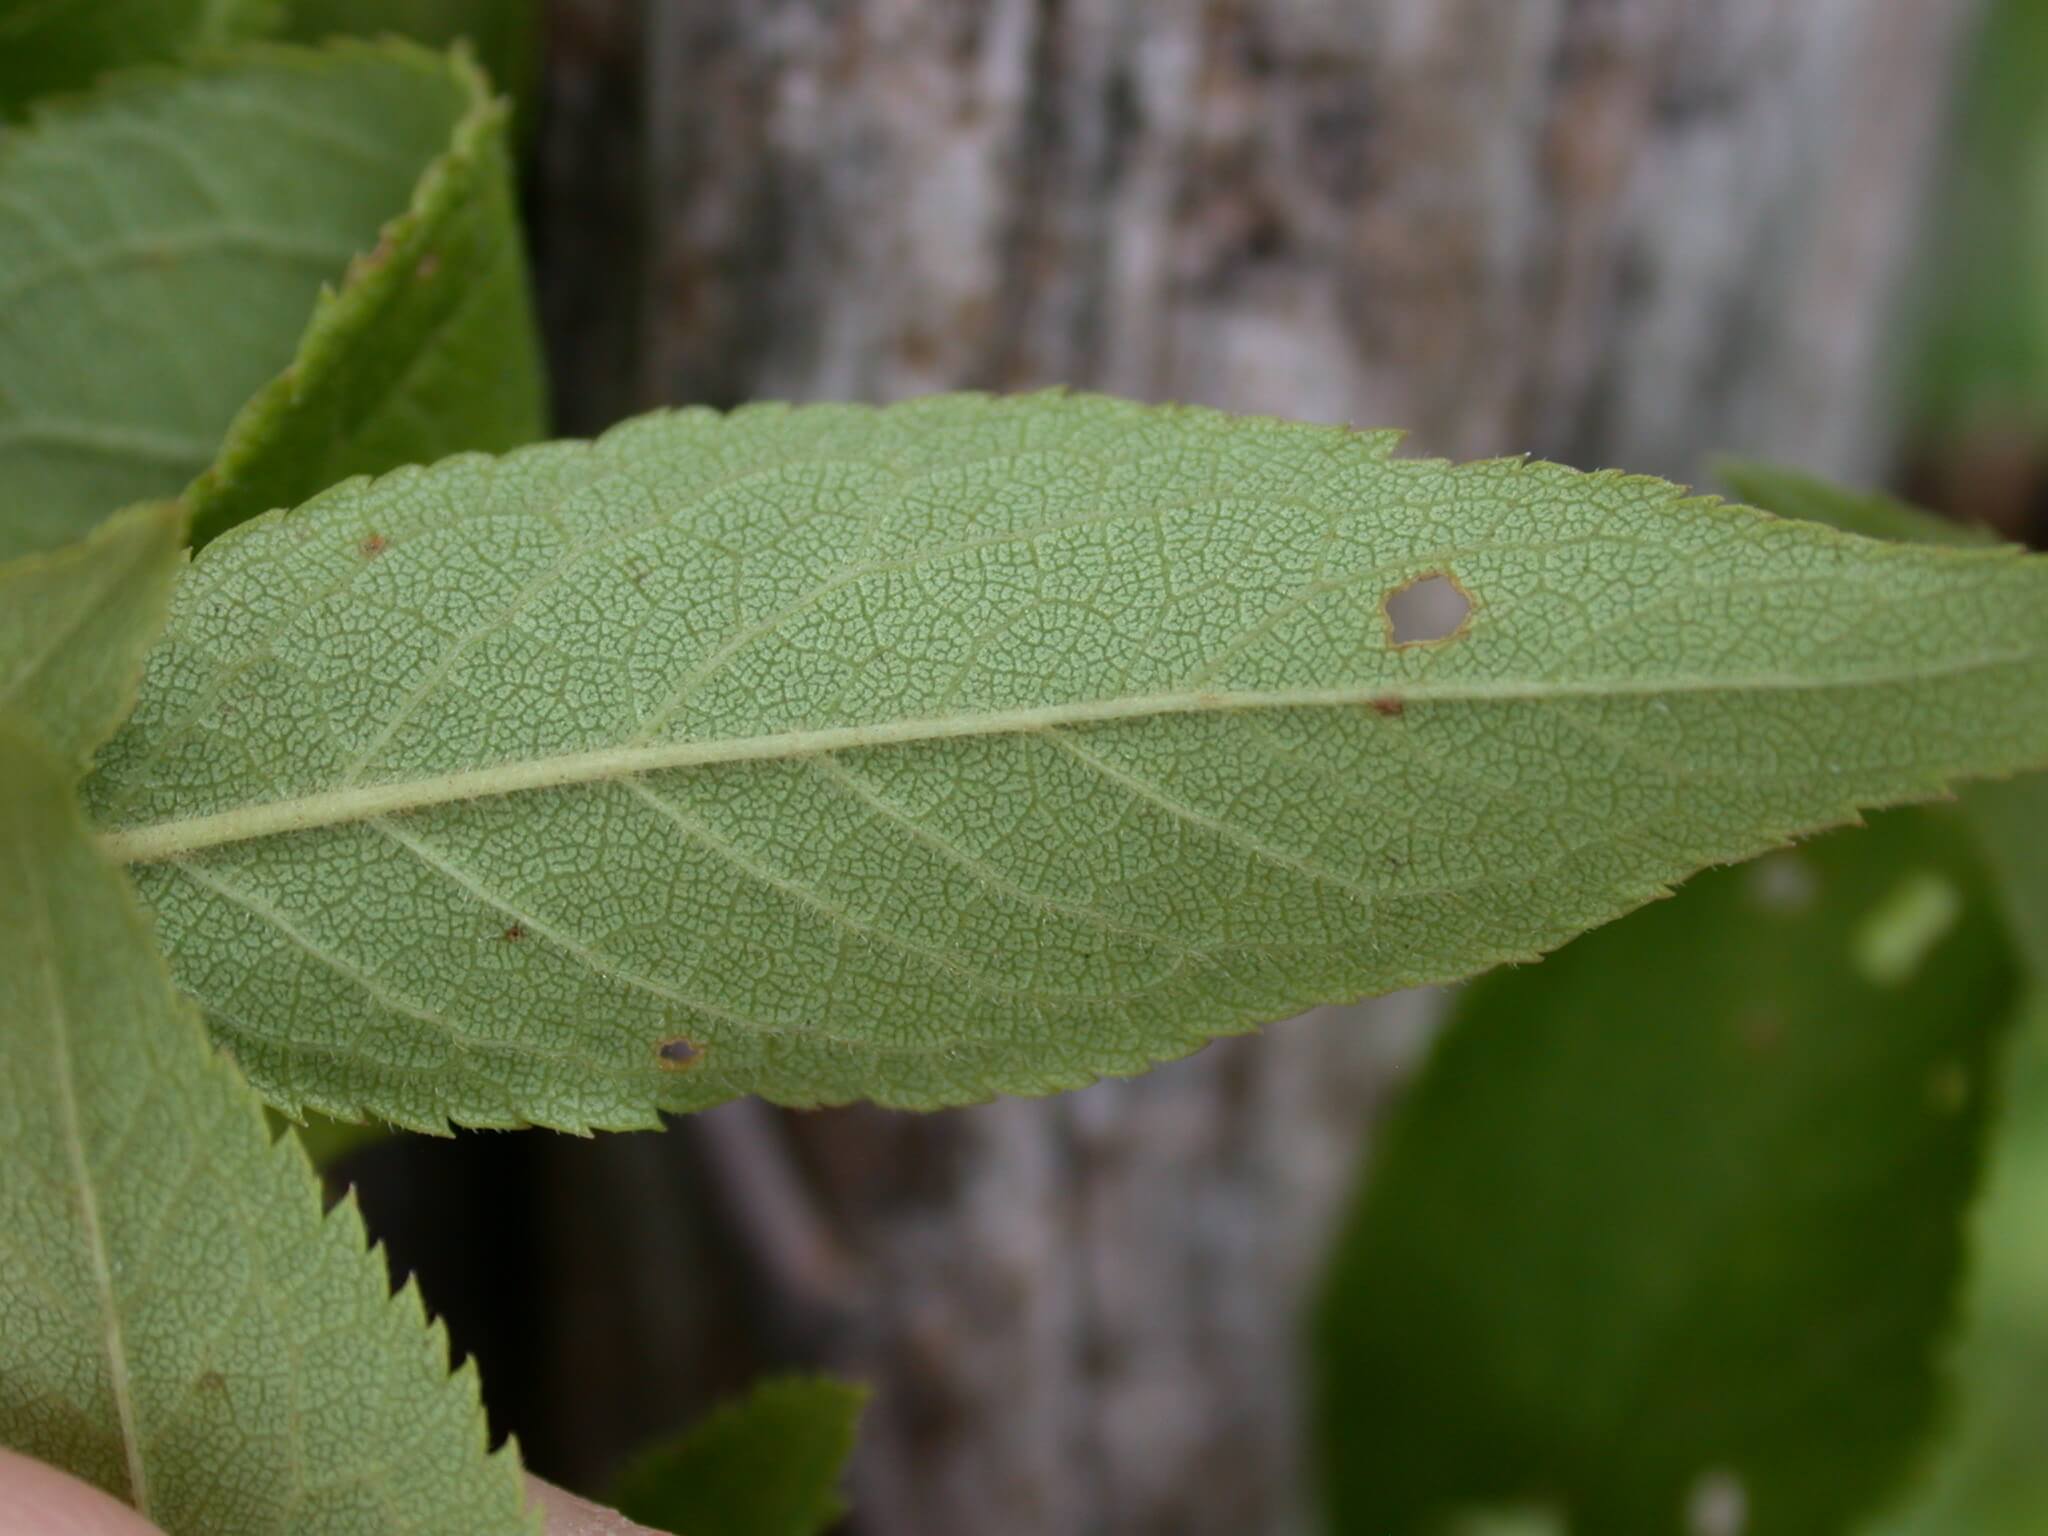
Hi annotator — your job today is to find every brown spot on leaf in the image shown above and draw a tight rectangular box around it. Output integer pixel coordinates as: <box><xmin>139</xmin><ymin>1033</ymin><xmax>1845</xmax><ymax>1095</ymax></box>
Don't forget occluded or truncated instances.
<box><xmin>359</xmin><ymin>533</ymin><xmax>388</xmax><ymax>559</ymax></box>
<box><xmin>501</xmin><ymin>923</ymin><xmax>527</xmax><ymax>942</ymax></box>
<box><xmin>415</xmin><ymin>250</ymin><xmax>442</xmax><ymax>281</ymax></box>
<box><xmin>197</xmin><ymin>1370</ymin><xmax>226</xmax><ymax>1396</ymax></box>
<box><xmin>1370</xmin><ymin>696</ymin><xmax>1404</xmax><ymax>718</ymax></box>
<box><xmin>656</xmin><ymin>1037</ymin><xmax>703</xmax><ymax>1070</ymax></box>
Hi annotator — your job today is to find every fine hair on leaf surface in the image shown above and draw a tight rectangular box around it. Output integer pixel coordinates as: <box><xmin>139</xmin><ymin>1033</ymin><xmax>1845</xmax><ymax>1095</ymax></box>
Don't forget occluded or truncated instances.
<box><xmin>78</xmin><ymin>391</ymin><xmax>2048</xmax><ymax>1132</ymax></box>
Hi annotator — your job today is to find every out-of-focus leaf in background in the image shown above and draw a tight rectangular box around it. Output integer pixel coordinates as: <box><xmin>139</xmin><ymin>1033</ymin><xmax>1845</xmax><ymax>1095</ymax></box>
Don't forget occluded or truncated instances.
<box><xmin>611</xmin><ymin>1375</ymin><xmax>867</xmax><ymax>1536</ymax></box>
<box><xmin>1910</xmin><ymin>0</ymin><xmax>2048</xmax><ymax>444</ymax></box>
<box><xmin>1312</xmin><ymin>809</ymin><xmax>2019</xmax><ymax>1536</ymax></box>
<box><xmin>1903</xmin><ymin>0</ymin><xmax>2048</xmax><ymax>542</ymax></box>
<box><xmin>281</xmin><ymin>0</ymin><xmax>540</xmax><ymax>125</ymax></box>
<box><xmin>1877</xmin><ymin>997</ymin><xmax>2048</xmax><ymax>1536</ymax></box>
<box><xmin>0</xmin><ymin>0</ymin><xmax>276</xmax><ymax>118</ymax></box>
<box><xmin>0</xmin><ymin>39</ymin><xmax>543</xmax><ymax>558</ymax></box>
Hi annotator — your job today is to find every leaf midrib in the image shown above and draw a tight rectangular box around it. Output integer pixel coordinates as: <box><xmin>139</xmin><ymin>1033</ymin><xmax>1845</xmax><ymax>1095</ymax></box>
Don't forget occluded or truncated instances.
<box><xmin>98</xmin><ymin>650</ymin><xmax>2034</xmax><ymax>866</ymax></box>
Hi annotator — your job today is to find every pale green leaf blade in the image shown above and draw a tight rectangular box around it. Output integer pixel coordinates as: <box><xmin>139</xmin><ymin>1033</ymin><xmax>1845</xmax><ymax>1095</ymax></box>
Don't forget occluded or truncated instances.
<box><xmin>0</xmin><ymin>499</ymin><xmax>183</xmax><ymax>764</ymax></box>
<box><xmin>80</xmin><ymin>395</ymin><xmax>2048</xmax><ymax>1130</ymax></box>
<box><xmin>0</xmin><ymin>723</ymin><xmax>534</xmax><ymax>1535</ymax></box>
<box><xmin>0</xmin><ymin>0</ymin><xmax>277</xmax><ymax>117</ymax></box>
<box><xmin>612</xmin><ymin>1376</ymin><xmax>867</xmax><ymax>1536</ymax></box>
<box><xmin>1313</xmin><ymin>809</ymin><xmax>2020</xmax><ymax>1535</ymax></box>
<box><xmin>0</xmin><ymin>40</ymin><xmax>544</xmax><ymax>559</ymax></box>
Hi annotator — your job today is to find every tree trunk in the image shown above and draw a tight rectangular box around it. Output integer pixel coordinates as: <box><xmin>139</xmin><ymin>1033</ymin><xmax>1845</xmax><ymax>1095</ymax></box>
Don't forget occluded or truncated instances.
<box><xmin>499</xmin><ymin>3</ymin><xmax>1979</xmax><ymax>1531</ymax></box>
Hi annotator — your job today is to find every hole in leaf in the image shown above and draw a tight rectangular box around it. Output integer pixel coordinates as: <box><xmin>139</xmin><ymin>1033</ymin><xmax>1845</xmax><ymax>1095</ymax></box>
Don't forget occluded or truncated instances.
<box><xmin>1383</xmin><ymin>572</ymin><xmax>1472</xmax><ymax>646</ymax></box>
<box><xmin>1685</xmin><ymin>1470</ymin><xmax>1748</xmax><ymax>1536</ymax></box>
<box><xmin>656</xmin><ymin>1037</ymin><xmax>704</xmax><ymax>1070</ymax></box>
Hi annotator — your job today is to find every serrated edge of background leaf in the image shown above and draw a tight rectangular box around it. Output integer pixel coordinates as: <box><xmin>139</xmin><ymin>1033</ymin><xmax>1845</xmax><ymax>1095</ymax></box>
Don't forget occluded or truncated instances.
<box><xmin>111</xmin><ymin>394</ymin><xmax>2048</xmax><ymax>1131</ymax></box>
<box><xmin>179</xmin><ymin>36</ymin><xmax>523</xmax><ymax>547</ymax></box>
<box><xmin>0</xmin><ymin>720</ymin><xmax>537</xmax><ymax>1533</ymax></box>
<box><xmin>0</xmin><ymin>499</ymin><xmax>185</xmax><ymax>766</ymax></box>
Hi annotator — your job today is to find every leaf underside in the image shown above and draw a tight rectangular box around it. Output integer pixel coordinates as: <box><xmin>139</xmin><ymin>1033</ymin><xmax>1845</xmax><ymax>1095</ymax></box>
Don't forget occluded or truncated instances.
<box><xmin>83</xmin><ymin>393</ymin><xmax>2048</xmax><ymax>1131</ymax></box>
<box><xmin>1315</xmin><ymin>809</ymin><xmax>2019</xmax><ymax>1535</ymax></box>
<box><xmin>0</xmin><ymin>40</ymin><xmax>542</xmax><ymax>559</ymax></box>
<box><xmin>0</xmin><ymin>725</ymin><xmax>531</xmax><ymax>1535</ymax></box>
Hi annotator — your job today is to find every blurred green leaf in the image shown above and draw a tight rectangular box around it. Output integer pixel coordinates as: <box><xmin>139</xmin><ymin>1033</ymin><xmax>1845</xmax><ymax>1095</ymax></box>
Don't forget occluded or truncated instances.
<box><xmin>1875</xmin><ymin>996</ymin><xmax>2048</xmax><ymax>1536</ymax></box>
<box><xmin>1312</xmin><ymin>810</ymin><xmax>2019</xmax><ymax>1535</ymax></box>
<box><xmin>0</xmin><ymin>723</ymin><xmax>533</xmax><ymax>1534</ymax></box>
<box><xmin>1908</xmin><ymin>0</ymin><xmax>2048</xmax><ymax>443</ymax></box>
<box><xmin>612</xmin><ymin>1376</ymin><xmax>867</xmax><ymax>1536</ymax></box>
<box><xmin>280</xmin><ymin>0</ymin><xmax>539</xmax><ymax>121</ymax></box>
<box><xmin>0</xmin><ymin>39</ymin><xmax>544</xmax><ymax>558</ymax></box>
<box><xmin>0</xmin><ymin>0</ymin><xmax>277</xmax><ymax>117</ymax></box>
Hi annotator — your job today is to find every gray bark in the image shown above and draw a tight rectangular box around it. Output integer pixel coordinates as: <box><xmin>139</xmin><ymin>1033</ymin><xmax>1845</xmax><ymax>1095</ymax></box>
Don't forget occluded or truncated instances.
<box><xmin>524</xmin><ymin>3</ymin><xmax>1977</xmax><ymax>1531</ymax></box>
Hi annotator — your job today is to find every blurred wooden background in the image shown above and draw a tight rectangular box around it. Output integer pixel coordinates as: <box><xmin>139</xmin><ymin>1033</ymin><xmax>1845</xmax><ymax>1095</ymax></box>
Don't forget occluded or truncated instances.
<box><xmin>339</xmin><ymin>4</ymin><xmax>1989</xmax><ymax>1532</ymax></box>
